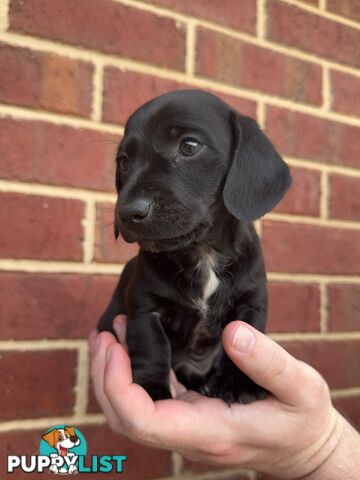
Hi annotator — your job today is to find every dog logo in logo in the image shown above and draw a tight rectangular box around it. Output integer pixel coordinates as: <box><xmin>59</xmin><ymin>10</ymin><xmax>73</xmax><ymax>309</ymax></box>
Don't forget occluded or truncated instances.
<box><xmin>40</xmin><ymin>426</ymin><xmax>86</xmax><ymax>475</ymax></box>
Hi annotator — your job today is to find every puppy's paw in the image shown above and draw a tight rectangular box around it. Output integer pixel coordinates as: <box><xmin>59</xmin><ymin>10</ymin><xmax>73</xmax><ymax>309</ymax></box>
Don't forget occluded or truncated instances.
<box><xmin>202</xmin><ymin>372</ymin><xmax>268</xmax><ymax>405</ymax></box>
<box><xmin>139</xmin><ymin>381</ymin><xmax>172</xmax><ymax>401</ymax></box>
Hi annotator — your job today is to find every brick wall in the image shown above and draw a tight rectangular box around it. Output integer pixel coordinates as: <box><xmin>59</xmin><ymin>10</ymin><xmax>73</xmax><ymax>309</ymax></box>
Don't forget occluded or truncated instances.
<box><xmin>0</xmin><ymin>0</ymin><xmax>359</xmax><ymax>479</ymax></box>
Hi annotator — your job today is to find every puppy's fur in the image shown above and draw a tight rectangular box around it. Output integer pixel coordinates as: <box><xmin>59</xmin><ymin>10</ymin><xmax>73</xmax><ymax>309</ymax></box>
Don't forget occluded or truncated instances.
<box><xmin>98</xmin><ymin>90</ymin><xmax>291</xmax><ymax>404</ymax></box>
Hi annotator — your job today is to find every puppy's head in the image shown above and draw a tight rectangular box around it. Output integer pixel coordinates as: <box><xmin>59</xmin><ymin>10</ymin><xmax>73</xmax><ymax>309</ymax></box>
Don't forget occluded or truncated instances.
<box><xmin>114</xmin><ymin>90</ymin><xmax>291</xmax><ymax>252</ymax></box>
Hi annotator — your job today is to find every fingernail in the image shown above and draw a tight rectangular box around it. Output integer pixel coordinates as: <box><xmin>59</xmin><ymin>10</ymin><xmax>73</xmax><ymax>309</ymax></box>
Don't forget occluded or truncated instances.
<box><xmin>232</xmin><ymin>325</ymin><xmax>256</xmax><ymax>353</ymax></box>
<box><xmin>105</xmin><ymin>346</ymin><xmax>113</xmax><ymax>364</ymax></box>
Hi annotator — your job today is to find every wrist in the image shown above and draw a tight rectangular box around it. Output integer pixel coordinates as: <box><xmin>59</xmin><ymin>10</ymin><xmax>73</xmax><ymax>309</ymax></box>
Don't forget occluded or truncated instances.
<box><xmin>300</xmin><ymin>410</ymin><xmax>360</xmax><ymax>480</ymax></box>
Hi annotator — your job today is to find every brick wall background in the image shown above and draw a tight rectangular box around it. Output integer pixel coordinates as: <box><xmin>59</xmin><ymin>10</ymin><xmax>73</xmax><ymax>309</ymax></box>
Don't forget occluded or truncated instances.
<box><xmin>0</xmin><ymin>0</ymin><xmax>359</xmax><ymax>479</ymax></box>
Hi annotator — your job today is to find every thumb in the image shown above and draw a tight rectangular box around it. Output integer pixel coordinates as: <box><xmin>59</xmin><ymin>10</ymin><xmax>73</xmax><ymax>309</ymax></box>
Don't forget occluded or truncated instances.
<box><xmin>222</xmin><ymin>321</ymin><xmax>315</xmax><ymax>407</ymax></box>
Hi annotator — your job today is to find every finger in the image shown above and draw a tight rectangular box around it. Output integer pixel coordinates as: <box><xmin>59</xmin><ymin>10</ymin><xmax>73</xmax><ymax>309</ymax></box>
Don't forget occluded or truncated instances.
<box><xmin>103</xmin><ymin>343</ymin><xmax>159</xmax><ymax>437</ymax></box>
<box><xmin>90</xmin><ymin>331</ymin><xmax>124</xmax><ymax>428</ymax></box>
<box><xmin>113</xmin><ymin>315</ymin><xmax>127</xmax><ymax>347</ymax></box>
<box><xmin>222</xmin><ymin>321</ymin><xmax>319</xmax><ymax>407</ymax></box>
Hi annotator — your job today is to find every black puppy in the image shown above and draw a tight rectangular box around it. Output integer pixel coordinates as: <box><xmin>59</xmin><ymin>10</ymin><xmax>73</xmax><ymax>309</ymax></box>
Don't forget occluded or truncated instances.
<box><xmin>98</xmin><ymin>90</ymin><xmax>291</xmax><ymax>404</ymax></box>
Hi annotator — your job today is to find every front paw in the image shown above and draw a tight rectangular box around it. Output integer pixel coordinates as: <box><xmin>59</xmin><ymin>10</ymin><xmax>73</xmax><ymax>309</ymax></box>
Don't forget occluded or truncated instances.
<box><xmin>202</xmin><ymin>372</ymin><xmax>268</xmax><ymax>405</ymax></box>
<box><xmin>138</xmin><ymin>381</ymin><xmax>172</xmax><ymax>401</ymax></box>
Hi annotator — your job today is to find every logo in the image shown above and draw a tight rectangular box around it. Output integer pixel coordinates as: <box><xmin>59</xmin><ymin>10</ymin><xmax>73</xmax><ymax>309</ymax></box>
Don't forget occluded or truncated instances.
<box><xmin>7</xmin><ymin>425</ymin><xmax>127</xmax><ymax>475</ymax></box>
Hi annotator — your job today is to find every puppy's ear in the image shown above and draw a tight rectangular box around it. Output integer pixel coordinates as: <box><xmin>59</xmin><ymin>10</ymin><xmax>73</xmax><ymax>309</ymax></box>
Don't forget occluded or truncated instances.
<box><xmin>42</xmin><ymin>430</ymin><xmax>56</xmax><ymax>447</ymax></box>
<box><xmin>223</xmin><ymin>112</ymin><xmax>292</xmax><ymax>222</ymax></box>
<box><xmin>65</xmin><ymin>426</ymin><xmax>76</xmax><ymax>437</ymax></box>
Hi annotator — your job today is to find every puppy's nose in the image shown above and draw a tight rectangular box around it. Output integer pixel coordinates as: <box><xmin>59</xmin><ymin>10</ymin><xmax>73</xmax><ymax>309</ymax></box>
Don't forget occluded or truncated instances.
<box><xmin>119</xmin><ymin>199</ymin><xmax>151</xmax><ymax>224</ymax></box>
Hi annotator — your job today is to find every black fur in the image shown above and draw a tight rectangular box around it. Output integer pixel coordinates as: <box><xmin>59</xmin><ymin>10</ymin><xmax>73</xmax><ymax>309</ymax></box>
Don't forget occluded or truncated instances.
<box><xmin>98</xmin><ymin>90</ymin><xmax>291</xmax><ymax>404</ymax></box>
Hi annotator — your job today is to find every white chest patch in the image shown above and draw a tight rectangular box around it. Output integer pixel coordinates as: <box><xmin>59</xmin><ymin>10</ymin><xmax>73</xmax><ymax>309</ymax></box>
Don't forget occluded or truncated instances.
<box><xmin>196</xmin><ymin>250</ymin><xmax>220</xmax><ymax>312</ymax></box>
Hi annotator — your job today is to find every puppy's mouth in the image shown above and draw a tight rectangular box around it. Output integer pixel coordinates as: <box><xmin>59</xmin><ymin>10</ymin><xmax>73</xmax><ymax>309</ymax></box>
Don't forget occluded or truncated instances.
<box><xmin>59</xmin><ymin>445</ymin><xmax>68</xmax><ymax>456</ymax></box>
<box><xmin>137</xmin><ymin>222</ymin><xmax>210</xmax><ymax>252</ymax></box>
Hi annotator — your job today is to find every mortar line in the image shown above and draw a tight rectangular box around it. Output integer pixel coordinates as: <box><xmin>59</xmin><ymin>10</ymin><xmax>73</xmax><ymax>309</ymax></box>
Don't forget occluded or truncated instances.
<box><xmin>319</xmin><ymin>282</ymin><xmax>329</xmax><ymax>333</ymax></box>
<box><xmin>0</xmin><ymin>179</ymin><xmax>117</xmax><ymax>202</ymax></box>
<box><xmin>74</xmin><ymin>343</ymin><xmax>90</xmax><ymax>417</ymax></box>
<box><xmin>270</xmin><ymin>331</ymin><xmax>360</xmax><ymax>341</ymax></box>
<box><xmin>319</xmin><ymin>0</ymin><xmax>326</xmax><ymax>11</ymax></box>
<box><xmin>272</xmin><ymin>0</ymin><xmax>360</xmax><ymax>29</ymax></box>
<box><xmin>185</xmin><ymin>20</ymin><xmax>196</xmax><ymax>76</ymax></box>
<box><xmin>283</xmin><ymin>158</ymin><xmax>360</xmax><ymax>178</ymax></box>
<box><xmin>83</xmin><ymin>199</ymin><xmax>96</xmax><ymax>264</ymax></box>
<box><xmin>0</xmin><ymin>104</ymin><xmax>124</xmax><ymax>134</ymax></box>
<box><xmin>320</xmin><ymin>170</ymin><xmax>329</xmax><ymax>219</ymax></box>
<box><xmin>257</xmin><ymin>0</ymin><xmax>266</xmax><ymax>39</ymax></box>
<box><xmin>171</xmin><ymin>452</ymin><xmax>184</xmax><ymax>477</ymax></box>
<box><xmin>256</xmin><ymin>100</ymin><xmax>266</xmax><ymax>128</ymax></box>
<box><xmin>331</xmin><ymin>386</ymin><xmax>360</xmax><ymax>398</ymax></box>
<box><xmin>322</xmin><ymin>65</ymin><xmax>331</xmax><ymax>111</ymax></box>
<box><xmin>0</xmin><ymin>259</ymin><xmax>124</xmax><ymax>274</ymax></box>
<box><xmin>0</xmin><ymin>339</ymin><xmax>88</xmax><ymax>350</ymax></box>
<box><xmin>268</xmin><ymin>273</ymin><xmax>360</xmax><ymax>283</ymax></box>
<box><xmin>91</xmin><ymin>61</ymin><xmax>104</xmax><ymax>122</ymax></box>
<box><xmin>0</xmin><ymin>414</ymin><xmax>106</xmax><ymax>433</ymax></box>
<box><xmin>0</xmin><ymin>0</ymin><xmax>10</xmax><ymax>31</ymax></box>
<box><xmin>265</xmin><ymin>212</ymin><xmax>360</xmax><ymax>230</ymax></box>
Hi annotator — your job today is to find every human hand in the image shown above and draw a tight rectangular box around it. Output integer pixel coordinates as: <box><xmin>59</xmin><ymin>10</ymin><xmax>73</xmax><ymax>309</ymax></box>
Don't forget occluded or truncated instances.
<box><xmin>89</xmin><ymin>317</ymin><xmax>358</xmax><ymax>479</ymax></box>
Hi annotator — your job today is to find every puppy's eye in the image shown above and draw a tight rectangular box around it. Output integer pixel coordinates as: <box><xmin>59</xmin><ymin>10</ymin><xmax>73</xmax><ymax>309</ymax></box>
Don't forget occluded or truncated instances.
<box><xmin>118</xmin><ymin>155</ymin><xmax>130</xmax><ymax>174</ymax></box>
<box><xmin>180</xmin><ymin>138</ymin><xmax>201</xmax><ymax>156</ymax></box>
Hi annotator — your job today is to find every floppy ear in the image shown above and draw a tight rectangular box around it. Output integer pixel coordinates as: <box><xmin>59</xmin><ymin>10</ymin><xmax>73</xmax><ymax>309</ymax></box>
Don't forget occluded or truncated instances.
<box><xmin>223</xmin><ymin>111</ymin><xmax>292</xmax><ymax>222</ymax></box>
<box><xmin>42</xmin><ymin>430</ymin><xmax>57</xmax><ymax>447</ymax></box>
<box><xmin>65</xmin><ymin>426</ymin><xmax>76</xmax><ymax>437</ymax></box>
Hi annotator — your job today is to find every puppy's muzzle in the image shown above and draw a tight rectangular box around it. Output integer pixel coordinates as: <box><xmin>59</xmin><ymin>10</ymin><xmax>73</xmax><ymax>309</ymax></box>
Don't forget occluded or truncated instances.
<box><xmin>119</xmin><ymin>198</ymin><xmax>152</xmax><ymax>225</ymax></box>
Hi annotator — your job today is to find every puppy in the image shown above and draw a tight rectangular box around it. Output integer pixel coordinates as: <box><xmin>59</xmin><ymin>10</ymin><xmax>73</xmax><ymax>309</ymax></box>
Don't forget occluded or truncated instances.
<box><xmin>98</xmin><ymin>90</ymin><xmax>291</xmax><ymax>404</ymax></box>
<box><xmin>42</xmin><ymin>426</ymin><xmax>80</xmax><ymax>474</ymax></box>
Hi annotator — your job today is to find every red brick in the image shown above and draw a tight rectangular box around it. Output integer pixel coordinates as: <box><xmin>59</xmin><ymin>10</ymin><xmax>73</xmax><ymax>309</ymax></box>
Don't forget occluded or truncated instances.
<box><xmin>280</xmin><ymin>339</ymin><xmax>360</xmax><ymax>389</ymax></box>
<box><xmin>327</xmin><ymin>0</ymin><xmax>360</xmax><ymax>22</ymax></box>
<box><xmin>329</xmin><ymin>174</ymin><xmax>360</xmax><ymax>221</ymax></box>
<box><xmin>267</xmin><ymin>282</ymin><xmax>320</xmax><ymax>332</ymax></box>
<box><xmin>0</xmin><ymin>192</ymin><xmax>84</xmax><ymax>261</ymax></box>
<box><xmin>102</xmin><ymin>68</ymin><xmax>256</xmax><ymax>125</ymax></box>
<box><xmin>266</xmin><ymin>0</ymin><xmax>360</xmax><ymax>67</ymax></box>
<box><xmin>262</xmin><ymin>221</ymin><xmax>360</xmax><ymax>274</ymax></box>
<box><xmin>144</xmin><ymin>0</ymin><xmax>257</xmax><ymax>34</ymax></box>
<box><xmin>9</xmin><ymin>0</ymin><xmax>186</xmax><ymax>70</ymax></box>
<box><xmin>328</xmin><ymin>285</ymin><xmax>360</xmax><ymax>332</ymax></box>
<box><xmin>266</xmin><ymin>106</ymin><xmax>360</xmax><ymax>168</ymax></box>
<box><xmin>95</xmin><ymin>202</ymin><xmax>139</xmax><ymax>263</ymax></box>
<box><xmin>196</xmin><ymin>28</ymin><xmax>322</xmax><ymax>105</ymax></box>
<box><xmin>333</xmin><ymin>395</ymin><xmax>360</xmax><ymax>430</ymax></box>
<box><xmin>274</xmin><ymin>166</ymin><xmax>321</xmax><ymax>216</ymax></box>
<box><xmin>0</xmin><ymin>350</ymin><xmax>76</xmax><ymax>419</ymax></box>
<box><xmin>0</xmin><ymin>43</ymin><xmax>93</xmax><ymax>117</ymax></box>
<box><xmin>298</xmin><ymin>0</ymin><xmax>318</xmax><ymax>4</ymax></box>
<box><xmin>331</xmin><ymin>70</ymin><xmax>360</xmax><ymax>117</ymax></box>
<box><xmin>0</xmin><ymin>119</ymin><xmax>118</xmax><ymax>191</ymax></box>
<box><xmin>0</xmin><ymin>273</ymin><xmax>119</xmax><ymax>339</ymax></box>
<box><xmin>79</xmin><ymin>425</ymin><xmax>172</xmax><ymax>480</ymax></box>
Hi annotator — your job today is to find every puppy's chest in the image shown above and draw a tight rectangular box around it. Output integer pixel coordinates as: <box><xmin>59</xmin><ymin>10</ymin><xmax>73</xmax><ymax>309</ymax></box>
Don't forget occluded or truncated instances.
<box><xmin>192</xmin><ymin>251</ymin><xmax>220</xmax><ymax>313</ymax></box>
